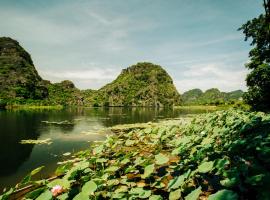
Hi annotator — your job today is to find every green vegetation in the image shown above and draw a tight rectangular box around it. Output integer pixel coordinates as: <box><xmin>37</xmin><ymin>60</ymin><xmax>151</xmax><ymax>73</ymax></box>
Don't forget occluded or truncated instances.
<box><xmin>181</xmin><ymin>88</ymin><xmax>243</xmax><ymax>106</ymax></box>
<box><xmin>0</xmin><ymin>38</ymin><xmax>181</xmax><ymax>108</ymax></box>
<box><xmin>239</xmin><ymin>0</ymin><xmax>270</xmax><ymax>111</ymax></box>
<box><xmin>0</xmin><ymin>37</ymin><xmax>48</xmax><ymax>106</ymax></box>
<box><xmin>3</xmin><ymin>110</ymin><xmax>270</xmax><ymax>199</ymax></box>
<box><xmin>45</xmin><ymin>63</ymin><xmax>181</xmax><ymax>107</ymax></box>
<box><xmin>88</xmin><ymin>63</ymin><xmax>181</xmax><ymax>107</ymax></box>
<box><xmin>46</xmin><ymin>80</ymin><xmax>84</xmax><ymax>106</ymax></box>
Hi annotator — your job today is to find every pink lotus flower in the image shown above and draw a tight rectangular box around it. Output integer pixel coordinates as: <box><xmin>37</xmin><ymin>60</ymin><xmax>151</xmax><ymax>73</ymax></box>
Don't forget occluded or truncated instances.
<box><xmin>51</xmin><ymin>185</ymin><xmax>63</xmax><ymax>196</ymax></box>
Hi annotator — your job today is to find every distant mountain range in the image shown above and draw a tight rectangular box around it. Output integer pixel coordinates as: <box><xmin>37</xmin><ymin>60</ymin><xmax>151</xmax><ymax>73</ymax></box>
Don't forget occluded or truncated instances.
<box><xmin>0</xmin><ymin>37</ymin><xmax>244</xmax><ymax>108</ymax></box>
<box><xmin>181</xmin><ymin>88</ymin><xmax>244</xmax><ymax>105</ymax></box>
<box><xmin>0</xmin><ymin>37</ymin><xmax>181</xmax><ymax>107</ymax></box>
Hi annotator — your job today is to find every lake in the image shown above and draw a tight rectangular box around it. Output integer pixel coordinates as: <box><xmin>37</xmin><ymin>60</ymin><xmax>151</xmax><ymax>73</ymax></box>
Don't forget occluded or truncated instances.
<box><xmin>0</xmin><ymin>106</ymin><xmax>214</xmax><ymax>191</ymax></box>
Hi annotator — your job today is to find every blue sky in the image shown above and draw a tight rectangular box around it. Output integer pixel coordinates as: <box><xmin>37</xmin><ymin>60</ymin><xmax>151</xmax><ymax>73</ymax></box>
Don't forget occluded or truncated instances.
<box><xmin>0</xmin><ymin>0</ymin><xmax>264</xmax><ymax>92</ymax></box>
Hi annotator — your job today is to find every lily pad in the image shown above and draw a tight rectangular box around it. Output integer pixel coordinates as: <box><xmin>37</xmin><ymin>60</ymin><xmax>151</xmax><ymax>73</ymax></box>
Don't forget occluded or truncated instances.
<box><xmin>168</xmin><ymin>174</ymin><xmax>185</xmax><ymax>190</ymax></box>
<box><xmin>129</xmin><ymin>187</ymin><xmax>151</xmax><ymax>199</ymax></box>
<box><xmin>142</xmin><ymin>164</ymin><xmax>155</xmax><ymax>178</ymax></box>
<box><xmin>48</xmin><ymin>179</ymin><xmax>70</xmax><ymax>189</ymax></box>
<box><xmin>155</xmin><ymin>153</ymin><xmax>169</xmax><ymax>165</ymax></box>
<box><xmin>105</xmin><ymin>166</ymin><xmax>119</xmax><ymax>172</ymax></box>
<box><xmin>185</xmin><ymin>186</ymin><xmax>201</xmax><ymax>200</ymax></box>
<box><xmin>208</xmin><ymin>189</ymin><xmax>238</xmax><ymax>200</ymax></box>
<box><xmin>20</xmin><ymin>138</ymin><xmax>52</xmax><ymax>145</ymax></box>
<box><xmin>36</xmin><ymin>190</ymin><xmax>52</xmax><ymax>200</ymax></box>
<box><xmin>197</xmin><ymin>161</ymin><xmax>214</xmax><ymax>173</ymax></box>
<box><xmin>149</xmin><ymin>195</ymin><xmax>163</xmax><ymax>200</ymax></box>
<box><xmin>63</xmin><ymin>152</ymin><xmax>71</xmax><ymax>156</ymax></box>
<box><xmin>169</xmin><ymin>189</ymin><xmax>181</xmax><ymax>200</ymax></box>
<box><xmin>82</xmin><ymin>180</ymin><xmax>98</xmax><ymax>195</ymax></box>
<box><xmin>125</xmin><ymin>139</ymin><xmax>136</xmax><ymax>146</ymax></box>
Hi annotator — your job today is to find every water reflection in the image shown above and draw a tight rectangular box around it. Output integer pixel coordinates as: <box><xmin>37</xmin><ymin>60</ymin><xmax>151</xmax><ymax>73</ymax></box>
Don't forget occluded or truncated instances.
<box><xmin>0</xmin><ymin>111</ymin><xmax>42</xmax><ymax>176</ymax></box>
<box><xmin>0</xmin><ymin>107</ymin><xmax>212</xmax><ymax>191</ymax></box>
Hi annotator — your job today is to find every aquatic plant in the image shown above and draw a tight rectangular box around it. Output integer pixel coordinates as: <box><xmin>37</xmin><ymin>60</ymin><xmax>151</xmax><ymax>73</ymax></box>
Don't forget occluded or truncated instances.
<box><xmin>20</xmin><ymin>138</ymin><xmax>52</xmax><ymax>145</ymax></box>
<box><xmin>1</xmin><ymin>110</ymin><xmax>270</xmax><ymax>199</ymax></box>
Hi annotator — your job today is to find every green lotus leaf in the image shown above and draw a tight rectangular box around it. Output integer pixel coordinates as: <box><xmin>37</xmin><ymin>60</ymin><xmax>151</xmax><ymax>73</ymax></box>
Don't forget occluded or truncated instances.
<box><xmin>197</xmin><ymin>161</ymin><xmax>214</xmax><ymax>173</ymax></box>
<box><xmin>169</xmin><ymin>189</ymin><xmax>181</xmax><ymax>200</ymax></box>
<box><xmin>107</xmin><ymin>179</ymin><xmax>120</xmax><ymax>186</ymax></box>
<box><xmin>125</xmin><ymin>139</ymin><xmax>136</xmax><ymax>146</ymax></box>
<box><xmin>142</xmin><ymin>164</ymin><xmax>155</xmax><ymax>178</ymax></box>
<box><xmin>168</xmin><ymin>174</ymin><xmax>185</xmax><ymax>190</ymax></box>
<box><xmin>48</xmin><ymin>178</ymin><xmax>70</xmax><ymax>189</ymax></box>
<box><xmin>36</xmin><ymin>190</ymin><xmax>52</xmax><ymax>200</ymax></box>
<box><xmin>149</xmin><ymin>195</ymin><xmax>163</xmax><ymax>200</ymax></box>
<box><xmin>184</xmin><ymin>186</ymin><xmax>201</xmax><ymax>200</ymax></box>
<box><xmin>129</xmin><ymin>187</ymin><xmax>151</xmax><ymax>199</ymax></box>
<box><xmin>105</xmin><ymin>166</ymin><xmax>119</xmax><ymax>172</ymax></box>
<box><xmin>96</xmin><ymin>158</ymin><xmax>108</xmax><ymax>163</ymax></box>
<box><xmin>120</xmin><ymin>158</ymin><xmax>130</xmax><ymax>164</ymax></box>
<box><xmin>220</xmin><ymin>177</ymin><xmax>239</xmax><ymax>188</ymax></box>
<box><xmin>81</xmin><ymin>180</ymin><xmax>97</xmax><ymax>196</ymax></box>
<box><xmin>57</xmin><ymin>193</ymin><xmax>68</xmax><ymax>200</ymax></box>
<box><xmin>155</xmin><ymin>153</ymin><xmax>169</xmax><ymax>165</ymax></box>
<box><xmin>93</xmin><ymin>145</ymin><xmax>104</xmax><ymax>155</ymax></box>
<box><xmin>208</xmin><ymin>189</ymin><xmax>238</xmax><ymax>200</ymax></box>
<box><xmin>24</xmin><ymin>187</ymin><xmax>46</xmax><ymax>199</ymax></box>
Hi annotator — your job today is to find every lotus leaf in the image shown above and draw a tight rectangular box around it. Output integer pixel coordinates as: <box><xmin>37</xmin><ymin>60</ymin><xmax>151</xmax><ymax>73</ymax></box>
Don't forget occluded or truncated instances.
<box><xmin>208</xmin><ymin>189</ymin><xmax>238</xmax><ymax>200</ymax></box>
<box><xmin>155</xmin><ymin>153</ymin><xmax>169</xmax><ymax>165</ymax></box>
<box><xmin>184</xmin><ymin>186</ymin><xmax>201</xmax><ymax>200</ymax></box>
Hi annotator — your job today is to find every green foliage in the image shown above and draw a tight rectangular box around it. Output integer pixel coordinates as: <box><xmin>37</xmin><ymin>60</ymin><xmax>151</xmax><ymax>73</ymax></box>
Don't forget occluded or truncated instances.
<box><xmin>4</xmin><ymin>109</ymin><xmax>270</xmax><ymax>199</ymax></box>
<box><xmin>0</xmin><ymin>37</ymin><xmax>48</xmax><ymax>102</ymax></box>
<box><xmin>184</xmin><ymin>186</ymin><xmax>201</xmax><ymax>200</ymax></box>
<box><xmin>182</xmin><ymin>88</ymin><xmax>243</xmax><ymax>106</ymax></box>
<box><xmin>208</xmin><ymin>189</ymin><xmax>238</xmax><ymax>200</ymax></box>
<box><xmin>46</xmin><ymin>80</ymin><xmax>83</xmax><ymax>106</ymax></box>
<box><xmin>36</xmin><ymin>190</ymin><xmax>52</xmax><ymax>200</ymax></box>
<box><xmin>239</xmin><ymin>1</ymin><xmax>270</xmax><ymax>111</ymax></box>
<box><xmin>155</xmin><ymin>153</ymin><xmax>169</xmax><ymax>165</ymax></box>
<box><xmin>85</xmin><ymin>62</ymin><xmax>181</xmax><ymax>107</ymax></box>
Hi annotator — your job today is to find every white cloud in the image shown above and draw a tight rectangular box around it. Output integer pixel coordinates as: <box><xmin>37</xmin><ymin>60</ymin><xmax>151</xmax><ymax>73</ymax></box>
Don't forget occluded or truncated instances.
<box><xmin>173</xmin><ymin>62</ymin><xmax>248</xmax><ymax>93</ymax></box>
<box><xmin>0</xmin><ymin>1</ymin><xmax>254</xmax><ymax>93</ymax></box>
<box><xmin>39</xmin><ymin>68</ymin><xmax>121</xmax><ymax>89</ymax></box>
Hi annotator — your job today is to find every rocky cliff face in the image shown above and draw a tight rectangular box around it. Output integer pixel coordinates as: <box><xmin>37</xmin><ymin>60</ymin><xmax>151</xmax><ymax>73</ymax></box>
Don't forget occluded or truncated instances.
<box><xmin>0</xmin><ymin>37</ymin><xmax>48</xmax><ymax>101</ymax></box>
<box><xmin>87</xmin><ymin>62</ymin><xmax>181</xmax><ymax>107</ymax></box>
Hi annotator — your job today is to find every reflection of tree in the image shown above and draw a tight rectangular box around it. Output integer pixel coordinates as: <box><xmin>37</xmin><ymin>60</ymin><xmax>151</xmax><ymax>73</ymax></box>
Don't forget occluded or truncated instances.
<box><xmin>0</xmin><ymin>111</ymin><xmax>41</xmax><ymax>176</ymax></box>
<box><xmin>97</xmin><ymin>107</ymin><xmax>179</xmax><ymax>127</ymax></box>
<box><xmin>43</xmin><ymin>109</ymin><xmax>76</xmax><ymax>133</ymax></box>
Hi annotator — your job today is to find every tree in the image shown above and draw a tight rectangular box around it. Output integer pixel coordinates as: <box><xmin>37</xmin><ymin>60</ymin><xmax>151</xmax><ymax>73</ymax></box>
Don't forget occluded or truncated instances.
<box><xmin>239</xmin><ymin>0</ymin><xmax>270</xmax><ymax>111</ymax></box>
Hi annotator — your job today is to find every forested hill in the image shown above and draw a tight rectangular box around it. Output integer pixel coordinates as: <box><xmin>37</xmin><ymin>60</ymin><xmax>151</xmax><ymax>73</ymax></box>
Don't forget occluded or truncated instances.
<box><xmin>0</xmin><ymin>37</ymin><xmax>48</xmax><ymax>101</ymax></box>
<box><xmin>85</xmin><ymin>63</ymin><xmax>181</xmax><ymax>107</ymax></box>
<box><xmin>0</xmin><ymin>37</ymin><xmax>181</xmax><ymax>107</ymax></box>
<box><xmin>181</xmin><ymin>88</ymin><xmax>244</xmax><ymax>105</ymax></box>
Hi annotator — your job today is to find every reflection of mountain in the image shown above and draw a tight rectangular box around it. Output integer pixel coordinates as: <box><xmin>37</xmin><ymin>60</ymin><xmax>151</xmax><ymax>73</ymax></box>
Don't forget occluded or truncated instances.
<box><xmin>93</xmin><ymin>107</ymin><xmax>181</xmax><ymax>127</ymax></box>
<box><xmin>0</xmin><ymin>109</ymin><xmax>76</xmax><ymax>177</ymax></box>
<box><xmin>0</xmin><ymin>111</ymin><xmax>42</xmax><ymax>176</ymax></box>
<box><xmin>43</xmin><ymin>110</ymin><xmax>76</xmax><ymax>133</ymax></box>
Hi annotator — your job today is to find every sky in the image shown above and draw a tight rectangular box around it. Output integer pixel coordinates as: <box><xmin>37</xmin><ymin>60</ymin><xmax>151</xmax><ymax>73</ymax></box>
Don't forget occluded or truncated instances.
<box><xmin>0</xmin><ymin>0</ymin><xmax>264</xmax><ymax>93</ymax></box>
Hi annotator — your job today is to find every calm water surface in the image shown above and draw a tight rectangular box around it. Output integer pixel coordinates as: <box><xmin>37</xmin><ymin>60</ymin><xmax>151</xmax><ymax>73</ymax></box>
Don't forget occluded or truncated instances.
<box><xmin>0</xmin><ymin>107</ymin><xmax>213</xmax><ymax>191</ymax></box>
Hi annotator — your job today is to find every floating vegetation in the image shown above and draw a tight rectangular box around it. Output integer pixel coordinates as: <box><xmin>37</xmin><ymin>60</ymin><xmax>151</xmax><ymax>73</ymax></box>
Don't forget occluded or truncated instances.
<box><xmin>4</xmin><ymin>110</ymin><xmax>270</xmax><ymax>199</ymax></box>
<box><xmin>20</xmin><ymin>138</ymin><xmax>52</xmax><ymax>145</ymax></box>
<box><xmin>110</xmin><ymin>122</ymin><xmax>155</xmax><ymax>133</ymax></box>
<box><xmin>81</xmin><ymin>131</ymin><xmax>100</xmax><ymax>135</ymax></box>
<box><xmin>62</xmin><ymin>152</ymin><xmax>71</xmax><ymax>156</ymax></box>
<box><xmin>41</xmin><ymin>120</ymin><xmax>74</xmax><ymax>125</ymax></box>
